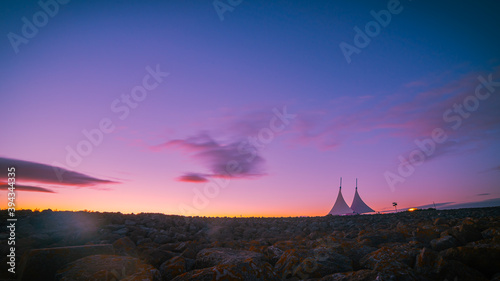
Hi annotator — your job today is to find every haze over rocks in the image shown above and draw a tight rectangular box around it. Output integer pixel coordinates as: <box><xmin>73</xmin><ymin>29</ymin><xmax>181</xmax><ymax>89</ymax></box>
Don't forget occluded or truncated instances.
<box><xmin>1</xmin><ymin>207</ymin><xmax>499</xmax><ymax>280</ymax></box>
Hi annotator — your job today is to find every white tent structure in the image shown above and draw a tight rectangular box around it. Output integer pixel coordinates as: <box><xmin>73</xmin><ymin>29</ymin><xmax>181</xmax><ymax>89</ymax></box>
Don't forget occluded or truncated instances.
<box><xmin>350</xmin><ymin>178</ymin><xmax>375</xmax><ymax>214</ymax></box>
<box><xmin>327</xmin><ymin>178</ymin><xmax>354</xmax><ymax>215</ymax></box>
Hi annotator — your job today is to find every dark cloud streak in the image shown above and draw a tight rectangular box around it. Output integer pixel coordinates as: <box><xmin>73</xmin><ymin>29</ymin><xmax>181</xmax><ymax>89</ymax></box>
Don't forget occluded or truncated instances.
<box><xmin>0</xmin><ymin>157</ymin><xmax>117</xmax><ymax>188</ymax></box>
<box><xmin>155</xmin><ymin>132</ymin><xmax>266</xmax><ymax>183</ymax></box>
<box><xmin>0</xmin><ymin>183</ymin><xmax>55</xmax><ymax>193</ymax></box>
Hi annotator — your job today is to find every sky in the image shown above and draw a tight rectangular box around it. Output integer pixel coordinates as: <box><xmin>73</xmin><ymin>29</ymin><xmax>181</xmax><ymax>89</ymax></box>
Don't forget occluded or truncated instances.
<box><xmin>1</xmin><ymin>0</ymin><xmax>499</xmax><ymax>217</ymax></box>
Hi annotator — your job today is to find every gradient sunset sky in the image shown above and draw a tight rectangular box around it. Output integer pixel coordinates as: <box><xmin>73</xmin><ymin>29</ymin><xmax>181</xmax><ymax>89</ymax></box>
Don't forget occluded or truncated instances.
<box><xmin>1</xmin><ymin>0</ymin><xmax>499</xmax><ymax>216</ymax></box>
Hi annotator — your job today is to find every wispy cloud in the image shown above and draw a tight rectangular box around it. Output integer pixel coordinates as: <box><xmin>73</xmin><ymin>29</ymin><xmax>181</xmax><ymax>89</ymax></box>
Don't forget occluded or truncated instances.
<box><xmin>176</xmin><ymin>173</ymin><xmax>209</xmax><ymax>183</ymax></box>
<box><xmin>402</xmin><ymin>198</ymin><xmax>500</xmax><ymax>210</ymax></box>
<box><xmin>0</xmin><ymin>157</ymin><xmax>118</xmax><ymax>191</ymax></box>
<box><xmin>412</xmin><ymin>202</ymin><xmax>455</xmax><ymax>209</ymax></box>
<box><xmin>478</xmin><ymin>165</ymin><xmax>500</xmax><ymax>174</ymax></box>
<box><xmin>289</xmin><ymin>67</ymin><xmax>500</xmax><ymax>162</ymax></box>
<box><xmin>155</xmin><ymin>132</ymin><xmax>265</xmax><ymax>182</ymax></box>
<box><xmin>150</xmin><ymin>105</ymin><xmax>297</xmax><ymax>182</ymax></box>
<box><xmin>444</xmin><ymin>198</ymin><xmax>500</xmax><ymax>209</ymax></box>
<box><xmin>477</xmin><ymin>193</ymin><xmax>490</xmax><ymax>196</ymax></box>
<box><xmin>0</xmin><ymin>183</ymin><xmax>55</xmax><ymax>193</ymax></box>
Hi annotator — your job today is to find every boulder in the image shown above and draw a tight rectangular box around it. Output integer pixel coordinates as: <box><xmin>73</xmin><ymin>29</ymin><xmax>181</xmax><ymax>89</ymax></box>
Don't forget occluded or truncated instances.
<box><xmin>195</xmin><ymin>247</ymin><xmax>264</xmax><ymax>269</ymax></box>
<box><xmin>55</xmin><ymin>254</ymin><xmax>160</xmax><ymax>281</ymax></box>
<box><xmin>160</xmin><ymin>256</ymin><xmax>187</xmax><ymax>281</ymax></box>
<box><xmin>113</xmin><ymin>236</ymin><xmax>138</xmax><ymax>257</ymax></box>
<box><xmin>139</xmin><ymin>247</ymin><xmax>178</xmax><ymax>268</ymax></box>
<box><xmin>430</xmin><ymin>235</ymin><xmax>458</xmax><ymax>251</ymax></box>
<box><xmin>413</xmin><ymin>248</ymin><xmax>442</xmax><ymax>278</ymax></box>
<box><xmin>18</xmin><ymin>244</ymin><xmax>114</xmax><ymax>281</ymax></box>
<box><xmin>172</xmin><ymin>259</ymin><xmax>279</xmax><ymax>281</ymax></box>
<box><xmin>308</xmin><ymin>247</ymin><xmax>353</xmax><ymax>277</ymax></box>
<box><xmin>337</xmin><ymin>241</ymin><xmax>377</xmax><ymax>265</ymax></box>
<box><xmin>481</xmin><ymin>227</ymin><xmax>500</xmax><ymax>239</ymax></box>
<box><xmin>438</xmin><ymin>260</ymin><xmax>488</xmax><ymax>281</ymax></box>
<box><xmin>263</xmin><ymin>245</ymin><xmax>284</xmax><ymax>265</ymax></box>
<box><xmin>433</xmin><ymin>217</ymin><xmax>448</xmax><ymax>226</ymax></box>
<box><xmin>274</xmin><ymin>248</ymin><xmax>352</xmax><ymax>279</ymax></box>
<box><xmin>442</xmin><ymin>246</ymin><xmax>500</xmax><ymax>277</ymax></box>
<box><xmin>319</xmin><ymin>269</ymin><xmax>380</xmax><ymax>281</ymax></box>
<box><xmin>413</xmin><ymin>226</ymin><xmax>440</xmax><ymax>245</ymax></box>
<box><xmin>360</xmin><ymin>245</ymin><xmax>419</xmax><ymax>281</ymax></box>
<box><xmin>274</xmin><ymin>249</ymin><xmax>309</xmax><ymax>279</ymax></box>
<box><xmin>360</xmin><ymin>244</ymin><xmax>419</xmax><ymax>269</ymax></box>
<box><xmin>448</xmin><ymin>221</ymin><xmax>483</xmax><ymax>244</ymax></box>
<box><xmin>154</xmin><ymin>234</ymin><xmax>172</xmax><ymax>244</ymax></box>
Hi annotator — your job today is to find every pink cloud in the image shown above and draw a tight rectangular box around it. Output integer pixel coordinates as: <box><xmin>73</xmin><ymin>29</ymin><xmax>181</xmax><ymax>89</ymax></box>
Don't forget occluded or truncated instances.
<box><xmin>155</xmin><ymin>132</ymin><xmax>266</xmax><ymax>182</ymax></box>
<box><xmin>0</xmin><ymin>157</ymin><xmax>118</xmax><ymax>188</ymax></box>
<box><xmin>177</xmin><ymin>173</ymin><xmax>209</xmax><ymax>183</ymax></box>
<box><xmin>0</xmin><ymin>183</ymin><xmax>55</xmax><ymax>193</ymax></box>
<box><xmin>287</xmin><ymin>67</ymin><xmax>500</xmax><ymax>161</ymax></box>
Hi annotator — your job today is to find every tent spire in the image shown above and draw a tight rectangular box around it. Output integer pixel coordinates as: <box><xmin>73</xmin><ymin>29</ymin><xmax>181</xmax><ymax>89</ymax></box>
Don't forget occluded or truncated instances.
<box><xmin>327</xmin><ymin>177</ymin><xmax>353</xmax><ymax>215</ymax></box>
<box><xmin>350</xmin><ymin>178</ymin><xmax>375</xmax><ymax>214</ymax></box>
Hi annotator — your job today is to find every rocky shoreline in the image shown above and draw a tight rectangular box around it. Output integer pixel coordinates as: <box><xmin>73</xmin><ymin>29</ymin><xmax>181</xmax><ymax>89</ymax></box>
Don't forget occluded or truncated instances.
<box><xmin>1</xmin><ymin>207</ymin><xmax>499</xmax><ymax>280</ymax></box>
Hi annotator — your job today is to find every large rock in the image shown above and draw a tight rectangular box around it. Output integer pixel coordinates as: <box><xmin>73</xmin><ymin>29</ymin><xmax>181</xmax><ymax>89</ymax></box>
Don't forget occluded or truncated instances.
<box><xmin>274</xmin><ymin>249</ymin><xmax>310</xmax><ymax>279</ymax></box>
<box><xmin>195</xmin><ymin>247</ymin><xmax>264</xmax><ymax>269</ymax></box>
<box><xmin>336</xmin><ymin>241</ymin><xmax>377</xmax><ymax>265</ymax></box>
<box><xmin>310</xmin><ymin>247</ymin><xmax>353</xmax><ymax>277</ymax></box>
<box><xmin>263</xmin><ymin>245</ymin><xmax>284</xmax><ymax>264</ymax></box>
<box><xmin>274</xmin><ymin>248</ymin><xmax>352</xmax><ymax>279</ymax></box>
<box><xmin>172</xmin><ymin>259</ymin><xmax>279</xmax><ymax>281</ymax></box>
<box><xmin>413</xmin><ymin>226</ymin><xmax>440</xmax><ymax>245</ymax></box>
<box><xmin>413</xmin><ymin>247</ymin><xmax>442</xmax><ymax>278</ymax></box>
<box><xmin>430</xmin><ymin>235</ymin><xmax>458</xmax><ymax>251</ymax></box>
<box><xmin>113</xmin><ymin>236</ymin><xmax>138</xmax><ymax>257</ymax></box>
<box><xmin>319</xmin><ymin>269</ymin><xmax>380</xmax><ymax>281</ymax></box>
<box><xmin>139</xmin><ymin>247</ymin><xmax>178</xmax><ymax>268</ymax></box>
<box><xmin>442</xmin><ymin>246</ymin><xmax>500</xmax><ymax>277</ymax></box>
<box><xmin>360</xmin><ymin>244</ymin><xmax>419</xmax><ymax>269</ymax></box>
<box><xmin>18</xmin><ymin>244</ymin><xmax>114</xmax><ymax>281</ymax></box>
<box><xmin>481</xmin><ymin>227</ymin><xmax>500</xmax><ymax>239</ymax></box>
<box><xmin>55</xmin><ymin>254</ymin><xmax>160</xmax><ymax>281</ymax></box>
<box><xmin>438</xmin><ymin>260</ymin><xmax>488</xmax><ymax>281</ymax></box>
<box><xmin>448</xmin><ymin>220</ymin><xmax>483</xmax><ymax>244</ymax></box>
<box><xmin>357</xmin><ymin>230</ymin><xmax>405</xmax><ymax>247</ymax></box>
<box><xmin>360</xmin><ymin>245</ymin><xmax>419</xmax><ymax>281</ymax></box>
<box><xmin>160</xmin><ymin>256</ymin><xmax>187</xmax><ymax>281</ymax></box>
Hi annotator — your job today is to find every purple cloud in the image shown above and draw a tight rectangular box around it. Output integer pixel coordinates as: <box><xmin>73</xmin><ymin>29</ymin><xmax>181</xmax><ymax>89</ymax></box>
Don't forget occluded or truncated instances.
<box><xmin>288</xmin><ymin>67</ymin><xmax>500</xmax><ymax>161</ymax></box>
<box><xmin>177</xmin><ymin>173</ymin><xmax>209</xmax><ymax>183</ymax></box>
<box><xmin>0</xmin><ymin>183</ymin><xmax>55</xmax><ymax>193</ymax></box>
<box><xmin>0</xmin><ymin>157</ymin><xmax>118</xmax><ymax>189</ymax></box>
<box><xmin>156</xmin><ymin>132</ymin><xmax>266</xmax><ymax>182</ymax></box>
